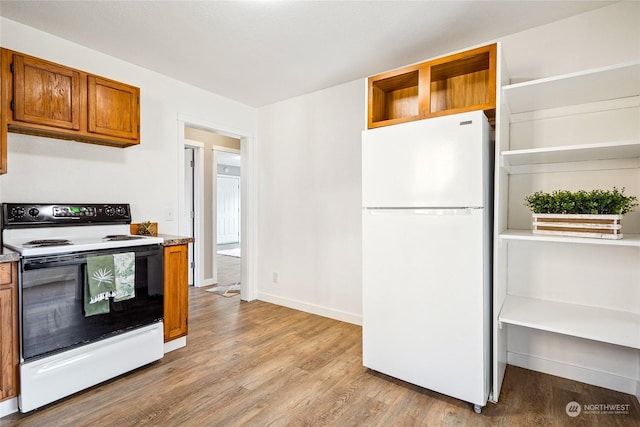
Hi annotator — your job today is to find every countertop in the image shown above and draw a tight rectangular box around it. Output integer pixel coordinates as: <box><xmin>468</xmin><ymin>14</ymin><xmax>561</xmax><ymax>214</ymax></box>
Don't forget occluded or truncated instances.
<box><xmin>159</xmin><ymin>234</ymin><xmax>195</xmax><ymax>246</ymax></box>
<box><xmin>0</xmin><ymin>248</ymin><xmax>20</xmax><ymax>263</ymax></box>
<box><xmin>0</xmin><ymin>236</ymin><xmax>194</xmax><ymax>258</ymax></box>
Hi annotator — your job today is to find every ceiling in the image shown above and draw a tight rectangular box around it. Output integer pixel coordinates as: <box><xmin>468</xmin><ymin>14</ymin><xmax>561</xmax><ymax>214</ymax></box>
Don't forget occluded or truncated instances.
<box><xmin>0</xmin><ymin>1</ymin><xmax>614</xmax><ymax>107</ymax></box>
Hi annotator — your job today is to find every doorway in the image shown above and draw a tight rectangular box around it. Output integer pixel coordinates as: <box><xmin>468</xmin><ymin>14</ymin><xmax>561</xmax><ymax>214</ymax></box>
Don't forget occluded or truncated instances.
<box><xmin>179</xmin><ymin>119</ymin><xmax>255</xmax><ymax>300</ymax></box>
<box><xmin>215</xmin><ymin>150</ymin><xmax>241</xmax><ymax>288</ymax></box>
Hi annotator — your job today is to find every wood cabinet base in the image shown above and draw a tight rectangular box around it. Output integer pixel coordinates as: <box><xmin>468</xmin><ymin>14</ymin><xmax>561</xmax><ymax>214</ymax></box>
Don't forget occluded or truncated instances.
<box><xmin>163</xmin><ymin>244</ymin><xmax>189</xmax><ymax>342</ymax></box>
<box><xmin>0</xmin><ymin>263</ymin><xmax>18</xmax><ymax>401</ymax></box>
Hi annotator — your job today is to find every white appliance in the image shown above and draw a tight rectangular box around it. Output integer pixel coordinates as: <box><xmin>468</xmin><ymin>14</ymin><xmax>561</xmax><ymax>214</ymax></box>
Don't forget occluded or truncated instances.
<box><xmin>2</xmin><ymin>203</ymin><xmax>165</xmax><ymax>412</ymax></box>
<box><xmin>362</xmin><ymin>110</ymin><xmax>492</xmax><ymax>413</ymax></box>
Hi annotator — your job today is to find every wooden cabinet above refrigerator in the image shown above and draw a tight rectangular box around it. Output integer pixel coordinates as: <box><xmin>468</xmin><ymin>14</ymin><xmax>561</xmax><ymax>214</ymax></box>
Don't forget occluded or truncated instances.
<box><xmin>367</xmin><ymin>44</ymin><xmax>496</xmax><ymax>129</ymax></box>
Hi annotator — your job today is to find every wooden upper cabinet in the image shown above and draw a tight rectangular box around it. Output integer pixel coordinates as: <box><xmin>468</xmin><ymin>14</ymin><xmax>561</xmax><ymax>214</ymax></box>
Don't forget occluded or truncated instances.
<box><xmin>88</xmin><ymin>76</ymin><xmax>139</xmax><ymax>140</ymax></box>
<box><xmin>0</xmin><ymin>48</ymin><xmax>140</xmax><ymax>149</ymax></box>
<box><xmin>12</xmin><ymin>54</ymin><xmax>81</xmax><ymax>131</ymax></box>
<box><xmin>367</xmin><ymin>44</ymin><xmax>497</xmax><ymax>129</ymax></box>
<box><xmin>1</xmin><ymin>49</ymin><xmax>7</xmax><ymax>175</ymax></box>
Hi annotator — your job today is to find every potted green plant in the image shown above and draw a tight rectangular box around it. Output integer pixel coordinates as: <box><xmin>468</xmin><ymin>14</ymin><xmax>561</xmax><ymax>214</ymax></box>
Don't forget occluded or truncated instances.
<box><xmin>523</xmin><ymin>187</ymin><xmax>638</xmax><ymax>240</ymax></box>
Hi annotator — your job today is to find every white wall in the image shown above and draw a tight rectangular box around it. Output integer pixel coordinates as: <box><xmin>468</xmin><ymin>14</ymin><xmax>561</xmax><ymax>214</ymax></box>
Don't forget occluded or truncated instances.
<box><xmin>0</xmin><ymin>18</ymin><xmax>256</xmax><ymax>235</ymax></box>
<box><xmin>257</xmin><ymin>79</ymin><xmax>364</xmax><ymax>324</ymax></box>
<box><xmin>500</xmin><ymin>1</ymin><xmax>639</xmax><ymax>82</ymax></box>
<box><xmin>254</xmin><ymin>2</ymin><xmax>639</xmax><ymax>327</ymax></box>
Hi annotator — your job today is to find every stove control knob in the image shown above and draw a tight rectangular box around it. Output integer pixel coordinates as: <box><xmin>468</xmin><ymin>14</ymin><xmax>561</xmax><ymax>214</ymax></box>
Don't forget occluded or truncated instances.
<box><xmin>115</xmin><ymin>206</ymin><xmax>126</xmax><ymax>216</ymax></box>
<box><xmin>11</xmin><ymin>207</ymin><xmax>25</xmax><ymax>218</ymax></box>
<box><xmin>28</xmin><ymin>208</ymin><xmax>40</xmax><ymax>217</ymax></box>
<box><xmin>104</xmin><ymin>206</ymin><xmax>115</xmax><ymax>216</ymax></box>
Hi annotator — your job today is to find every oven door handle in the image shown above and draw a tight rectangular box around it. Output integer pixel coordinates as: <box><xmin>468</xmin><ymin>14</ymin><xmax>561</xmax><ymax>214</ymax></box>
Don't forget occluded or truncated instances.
<box><xmin>23</xmin><ymin>257</ymin><xmax>89</xmax><ymax>270</ymax></box>
<box><xmin>22</xmin><ymin>246</ymin><xmax>162</xmax><ymax>270</ymax></box>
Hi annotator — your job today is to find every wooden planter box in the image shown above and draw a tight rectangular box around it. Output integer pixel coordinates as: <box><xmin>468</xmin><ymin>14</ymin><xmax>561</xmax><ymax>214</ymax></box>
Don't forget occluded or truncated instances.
<box><xmin>130</xmin><ymin>222</ymin><xmax>158</xmax><ymax>236</ymax></box>
<box><xmin>532</xmin><ymin>214</ymin><xmax>624</xmax><ymax>240</ymax></box>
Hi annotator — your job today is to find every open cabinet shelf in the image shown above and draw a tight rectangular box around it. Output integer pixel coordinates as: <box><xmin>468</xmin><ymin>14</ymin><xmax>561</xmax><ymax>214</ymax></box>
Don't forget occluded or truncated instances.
<box><xmin>369</xmin><ymin>66</ymin><xmax>421</xmax><ymax>127</ymax></box>
<box><xmin>503</xmin><ymin>61</ymin><xmax>640</xmax><ymax>114</ymax></box>
<box><xmin>501</xmin><ymin>140</ymin><xmax>640</xmax><ymax>171</ymax></box>
<box><xmin>499</xmin><ymin>295</ymin><xmax>640</xmax><ymax>350</ymax></box>
<box><xmin>500</xmin><ymin>229</ymin><xmax>640</xmax><ymax>247</ymax></box>
<box><xmin>367</xmin><ymin>44</ymin><xmax>496</xmax><ymax>129</ymax></box>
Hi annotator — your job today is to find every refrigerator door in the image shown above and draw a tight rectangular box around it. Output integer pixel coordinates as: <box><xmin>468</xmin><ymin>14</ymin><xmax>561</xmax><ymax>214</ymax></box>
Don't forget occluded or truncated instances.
<box><xmin>362</xmin><ymin>110</ymin><xmax>490</xmax><ymax>209</ymax></box>
<box><xmin>362</xmin><ymin>208</ymin><xmax>489</xmax><ymax>406</ymax></box>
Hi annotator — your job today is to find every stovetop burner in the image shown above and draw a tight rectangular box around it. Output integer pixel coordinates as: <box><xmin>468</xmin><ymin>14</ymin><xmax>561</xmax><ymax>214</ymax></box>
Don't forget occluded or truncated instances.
<box><xmin>24</xmin><ymin>239</ymin><xmax>73</xmax><ymax>247</ymax></box>
<box><xmin>104</xmin><ymin>235</ymin><xmax>144</xmax><ymax>241</ymax></box>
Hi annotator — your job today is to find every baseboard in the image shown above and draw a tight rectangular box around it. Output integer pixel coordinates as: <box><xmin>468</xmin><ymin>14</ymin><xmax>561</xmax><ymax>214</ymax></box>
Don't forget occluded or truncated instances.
<box><xmin>507</xmin><ymin>351</ymin><xmax>638</xmax><ymax>397</ymax></box>
<box><xmin>0</xmin><ymin>397</ymin><xmax>18</xmax><ymax>418</ymax></box>
<box><xmin>257</xmin><ymin>292</ymin><xmax>362</xmax><ymax>326</ymax></box>
<box><xmin>164</xmin><ymin>336</ymin><xmax>186</xmax><ymax>353</ymax></box>
<box><xmin>195</xmin><ymin>278</ymin><xmax>217</xmax><ymax>288</ymax></box>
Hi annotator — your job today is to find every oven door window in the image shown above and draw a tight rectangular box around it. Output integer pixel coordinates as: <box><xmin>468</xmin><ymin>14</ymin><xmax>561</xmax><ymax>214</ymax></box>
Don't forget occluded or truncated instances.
<box><xmin>21</xmin><ymin>246</ymin><xmax>164</xmax><ymax>361</ymax></box>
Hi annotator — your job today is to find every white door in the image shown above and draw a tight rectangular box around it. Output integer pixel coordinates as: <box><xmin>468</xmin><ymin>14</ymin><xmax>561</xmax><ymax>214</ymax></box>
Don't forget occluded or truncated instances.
<box><xmin>362</xmin><ymin>110</ymin><xmax>489</xmax><ymax>208</ymax></box>
<box><xmin>217</xmin><ymin>175</ymin><xmax>240</xmax><ymax>244</ymax></box>
<box><xmin>362</xmin><ymin>207</ymin><xmax>489</xmax><ymax>406</ymax></box>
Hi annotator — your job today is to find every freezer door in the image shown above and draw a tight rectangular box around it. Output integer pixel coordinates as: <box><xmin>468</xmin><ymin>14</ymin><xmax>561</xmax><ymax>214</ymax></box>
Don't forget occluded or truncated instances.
<box><xmin>362</xmin><ymin>110</ymin><xmax>489</xmax><ymax>208</ymax></box>
<box><xmin>362</xmin><ymin>208</ymin><xmax>489</xmax><ymax>406</ymax></box>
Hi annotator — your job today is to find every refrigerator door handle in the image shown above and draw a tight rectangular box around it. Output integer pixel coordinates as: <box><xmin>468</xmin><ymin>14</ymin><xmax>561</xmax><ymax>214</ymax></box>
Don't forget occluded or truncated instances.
<box><xmin>364</xmin><ymin>208</ymin><xmax>481</xmax><ymax>216</ymax></box>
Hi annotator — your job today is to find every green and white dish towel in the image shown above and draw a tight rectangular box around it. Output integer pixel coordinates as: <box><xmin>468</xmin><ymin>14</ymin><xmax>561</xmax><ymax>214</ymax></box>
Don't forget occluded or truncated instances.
<box><xmin>85</xmin><ymin>254</ymin><xmax>116</xmax><ymax>316</ymax></box>
<box><xmin>113</xmin><ymin>252</ymin><xmax>136</xmax><ymax>302</ymax></box>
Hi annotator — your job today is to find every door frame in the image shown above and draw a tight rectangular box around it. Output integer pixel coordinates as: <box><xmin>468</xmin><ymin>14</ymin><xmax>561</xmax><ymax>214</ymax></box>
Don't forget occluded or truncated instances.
<box><xmin>183</xmin><ymin>142</ymin><xmax>204</xmax><ymax>286</ymax></box>
<box><xmin>177</xmin><ymin>114</ymin><xmax>257</xmax><ymax>301</ymax></box>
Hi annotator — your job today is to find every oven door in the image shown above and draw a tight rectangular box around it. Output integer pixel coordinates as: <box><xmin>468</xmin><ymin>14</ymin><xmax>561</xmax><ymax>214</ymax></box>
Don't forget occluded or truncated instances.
<box><xmin>20</xmin><ymin>244</ymin><xmax>164</xmax><ymax>361</ymax></box>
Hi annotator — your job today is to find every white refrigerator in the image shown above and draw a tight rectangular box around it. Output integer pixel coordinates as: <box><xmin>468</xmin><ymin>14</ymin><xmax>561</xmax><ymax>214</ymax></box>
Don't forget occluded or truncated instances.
<box><xmin>361</xmin><ymin>110</ymin><xmax>492</xmax><ymax>412</ymax></box>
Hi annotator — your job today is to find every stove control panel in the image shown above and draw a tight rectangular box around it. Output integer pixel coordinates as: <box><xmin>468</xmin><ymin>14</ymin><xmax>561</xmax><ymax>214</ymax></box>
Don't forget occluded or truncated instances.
<box><xmin>2</xmin><ymin>203</ymin><xmax>132</xmax><ymax>228</ymax></box>
<box><xmin>53</xmin><ymin>206</ymin><xmax>97</xmax><ymax>218</ymax></box>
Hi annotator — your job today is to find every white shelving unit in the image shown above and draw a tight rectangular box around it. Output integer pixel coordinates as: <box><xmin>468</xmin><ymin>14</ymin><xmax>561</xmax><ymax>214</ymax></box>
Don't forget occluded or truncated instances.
<box><xmin>501</xmin><ymin>140</ymin><xmax>640</xmax><ymax>173</ymax></box>
<box><xmin>500</xmin><ymin>229</ymin><xmax>640</xmax><ymax>247</ymax></box>
<box><xmin>503</xmin><ymin>62</ymin><xmax>640</xmax><ymax>114</ymax></box>
<box><xmin>499</xmin><ymin>295</ymin><xmax>640</xmax><ymax>349</ymax></box>
<box><xmin>492</xmin><ymin>61</ymin><xmax>640</xmax><ymax>402</ymax></box>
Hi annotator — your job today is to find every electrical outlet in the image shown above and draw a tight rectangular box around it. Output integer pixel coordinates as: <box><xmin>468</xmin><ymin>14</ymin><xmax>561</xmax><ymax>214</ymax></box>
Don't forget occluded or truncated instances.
<box><xmin>272</xmin><ymin>272</ymin><xmax>278</xmax><ymax>283</ymax></box>
<box><xmin>165</xmin><ymin>208</ymin><xmax>174</xmax><ymax>221</ymax></box>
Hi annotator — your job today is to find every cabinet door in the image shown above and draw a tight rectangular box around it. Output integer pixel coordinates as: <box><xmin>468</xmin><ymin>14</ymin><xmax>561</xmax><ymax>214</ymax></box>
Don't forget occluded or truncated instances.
<box><xmin>0</xmin><ymin>262</ymin><xmax>18</xmax><ymax>401</ymax></box>
<box><xmin>12</xmin><ymin>54</ymin><xmax>81</xmax><ymax>130</ymax></box>
<box><xmin>87</xmin><ymin>75</ymin><xmax>139</xmax><ymax>141</ymax></box>
<box><xmin>163</xmin><ymin>245</ymin><xmax>189</xmax><ymax>342</ymax></box>
<box><xmin>1</xmin><ymin>49</ymin><xmax>7</xmax><ymax>174</ymax></box>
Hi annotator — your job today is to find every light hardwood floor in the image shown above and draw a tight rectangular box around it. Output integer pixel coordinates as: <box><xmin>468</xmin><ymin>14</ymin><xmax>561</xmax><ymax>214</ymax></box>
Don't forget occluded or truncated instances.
<box><xmin>3</xmin><ymin>288</ymin><xmax>639</xmax><ymax>426</ymax></box>
<box><xmin>216</xmin><ymin>253</ymin><xmax>241</xmax><ymax>286</ymax></box>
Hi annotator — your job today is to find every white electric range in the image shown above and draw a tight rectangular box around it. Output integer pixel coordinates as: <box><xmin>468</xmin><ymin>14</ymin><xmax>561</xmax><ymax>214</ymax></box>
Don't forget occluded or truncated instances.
<box><xmin>2</xmin><ymin>202</ymin><xmax>165</xmax><ymax>413</ymax></box>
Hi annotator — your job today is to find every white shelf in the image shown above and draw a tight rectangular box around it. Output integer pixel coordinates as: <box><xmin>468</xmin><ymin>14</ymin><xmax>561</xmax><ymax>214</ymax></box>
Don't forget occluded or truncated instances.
<box><xmin>499</xmin><ymin>295</ymin><xmax>640</xmax><ymax>349</ymax></box>
<box><xmin>500</xmin><ymin>229</ymin><xmax>640</xmax><ymax>247</ymax></box>
<box><xmin>502</xmin><ymin>140</ymin><xmax>640</xmax><ymax>168</ymax></box>
<box><xmin>503</xmin><ymin>61</ymin><xmax>640</xmax><ymax>114</ymax></box>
